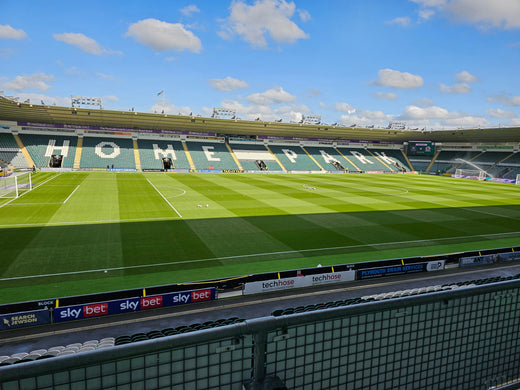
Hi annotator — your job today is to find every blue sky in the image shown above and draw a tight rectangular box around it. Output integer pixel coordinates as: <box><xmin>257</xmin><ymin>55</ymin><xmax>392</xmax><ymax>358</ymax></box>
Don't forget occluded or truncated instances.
<box><xmin>1</xmin><ymin>0</ymin><xmax>520</xmax><ymax>130</ymax></box>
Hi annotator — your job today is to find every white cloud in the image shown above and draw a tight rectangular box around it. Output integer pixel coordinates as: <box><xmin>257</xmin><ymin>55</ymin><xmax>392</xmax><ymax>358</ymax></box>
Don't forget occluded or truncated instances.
<box><xmin>151</xmin><ymin>99</ymin><xmax>192</xmax><ymax>115</ymax></box>
<box><xmin>53</xmin><ymin>33</ymin><xmax>119</xmax><ymax>55</ymax></box>
<box><xmin>334</xmin><ymin>102</ymin><xmax>356</xmax><ymax>114</ymax></box>
<box><xmin>219</xmin><ymin>0</ymin><xmax>309</xmax><ymax>48</ymax></box>
<box><xmin>0</xmin><ymin>24</ymin><xmax>27</xmax><ymax>40</ymax></box>
<box><xmin>209</xmin><ymin>76</ymin><xmax>248</xmax><ymax>91</ymax></box>
<box><xmin>219</xmin><ymin>98</ymin><xmax>308</xmax><ymax>121</ymax></box>
<box><xmin>401</xmin><ymin>104</ymin><xmax>490</xmax><ymax>128</ymax></box>
<box><xmin>374</xmin><ymin>92</ymin><xmax>398</xmax><ymax>100</ymax></box>
<box><xmin>339</xmin><ymin>109</ymin><xmax>393</xmax><ymax>127</ymax></box>
<box><xmin>13</xmin><ymin>93</ymin><xmax>70</xmax><ymax>106</ymax></box>
<box><xmin>374</xmin><ymin>68</ymin><xmax>424</xmax><ymax>89</ymax></box>
<box><xmin>487</xmin><ymin>93</ymin><xmax>520</xmax><ymax>106</ymax></box>
<box><xmin>0</xmin><ymin>48</ymin><xmax>14</xmax><ymax>58</ymax></box>
<box><xmin>386</xmin><ymin>17</ymin><xmax>412</xmax><ymax>27</ymax></box>
<box><xmin>440</xmin><ymin>83</ymin><xmax>471</xmax><ymax>94</ymax></box>
<box><xmin>246</xmin><ymin>86</ymin><xmax>296</xmax><ymax>105</ymax></box>
<box><xmin>447</xmin><ymin>0</ymin><xmax>520</xmax><ymax>29</ymax></box>
<box><xmin>97</xmin><ymin>73</ymin><xmax>115</xmax><ymax>80</ymax></box>
<box><xmin>103</xmin><ymin>95</ymin><xmax>119</xmax><ymax>102</ymax></box>
<box><xmin>455</xmin><ymin>70</ymin><xmax>478</xmax><ymax>83</ymax></box>
<box><xmin>126</xmin><ymin>19</ymin><xmax>202</xmax><ymax>53</ymax></box>
<box><xmin>298</xmin><ymin>9</ymin><xmax>311</xmax><ymax>22</ymax></box>
<box><xmin>0</xmin><ymin>73</ymin><xmax>54</xmax><ymax>92</ymax></box>
<box><xmin>180</xmin><ymin>5</ymin><xmax>200</xmax><ymax>17</ymax></box>
<box><xmin>418</xmin><ymin>9</ymin><xmax>435</xmax><ymax>20</ymax></box>
<box><xmin>485</xmin><ymin>108</ymin><xmax>517</xmax><ymax>118</ymax></box>
<box><xmin>412</xmin><ymin>0</ymin><xmax>520</xmax><ymax>30</ymax></box>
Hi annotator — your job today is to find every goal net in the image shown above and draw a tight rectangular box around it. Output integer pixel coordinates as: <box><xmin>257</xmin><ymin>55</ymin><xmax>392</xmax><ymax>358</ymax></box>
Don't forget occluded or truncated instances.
<box><xmin>516</xmin><ymin>173</ymin><xmax>520</xmax><ymax>185</ymax></box>
<box><xmin>454</xmin><ymin>169</ymin><xmax>487</xmax><ymax>181</ymax></box>
<box><xmin>0</xmin><ymin>172</ymin><xmax>32</xmax><ymax>199</ymax></box>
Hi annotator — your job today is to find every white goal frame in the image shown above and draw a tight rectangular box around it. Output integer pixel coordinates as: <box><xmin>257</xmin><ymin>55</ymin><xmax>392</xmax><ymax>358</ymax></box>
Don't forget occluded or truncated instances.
<box><xmin>0</xmin><ymin>172</ymin><xmax>32</xmax><ymax>198</ymax></box>
<box><xmin>516</xmin><ymin>173</ymin><xmax>520</xmax><ymax>185</ymax></box>
<box><xmin>454</xmin><ymin>169</ymin><xmax>487</xmax><ymax>181</ymax></box>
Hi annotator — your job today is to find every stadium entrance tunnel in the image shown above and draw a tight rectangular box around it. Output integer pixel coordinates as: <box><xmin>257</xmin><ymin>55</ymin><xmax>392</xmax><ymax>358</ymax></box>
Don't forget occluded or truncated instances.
<box><xmin>49</xmin><ymin>154</ymin><xmax>63</xmax><ymax>168</ymax></box>
<box><xmin>162</xmin><ymin>157</ymin><xmax>173</xmax><ymax>170</ymax></box>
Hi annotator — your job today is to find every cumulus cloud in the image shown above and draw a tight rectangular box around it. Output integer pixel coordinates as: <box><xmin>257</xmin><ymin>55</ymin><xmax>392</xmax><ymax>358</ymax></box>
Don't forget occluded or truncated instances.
<box><xmin>339</xmin><ymin>109</ymin><xmax>393</xmax><ymax>127</ymax></box>
<box><xmin>11</xmin><ymin>93</ymin><xmax>70</xmax><ymax>106</ymax></box>
<box><xmin>487</xmin><ymin>93</ymin><xmax>520</xmax><ymax>106</ymax></box>
<box><xmin>455</xmin><ymin>70</ymin><xmax>478</xmax><ymax>83</ymax></box>
<box><xmin>373</xmin><ymin>68</ymin><xmax>424</xmax><ymax>89</ymax></box>
<box><xmin>401</xmin><ymin>104</ymin><xmax>490</xmax><ymax>128</ymax></box>
<box><xmin>412</xmin><ymin>98</ymin><xmax>435</xmax><ymax>107</ymax></box>
<box><xmin>151</xmin><ymin>99</ymin><xmax>192</xmax><ymax>115</ymax></box>
<box><xmin>440</xmin><ymin>83</ymin><xmax>471</xmax><ymax>94</ymax></box>
<box><xmin>246</xmin><ymin>86</ymin><xmax>296</xmax><ymax>105</ymax></box>
<box><xmin>180</xmin><ymin>5</ymin><xmax>200</xmax><ymax>17</ymax></box>
<box><xmin>0</xmin><ymin>73</ymin><xmax>54</xmax><ymax>92</ymax></box>
<box><xmin>298</xmin><ymin>9</ymin><xmax>311</xmax><ymax>22</ymax></box>
<box><xmin>209</xmin><ymin>76</ymin><xmax>248</xmax><ymax>91</ymax></box>
<box><xmin>485</xmin><ymin>108</ymin><xmax>517</xmax><ymax>118</ymax></box>
<box><xmin>0</xmin><ymin>24</ymin><xmax>27</xmax><ymax>40</ymax></box>
<box><xmin>219</xmin><ymin>0</ymin><xmax>309</xmax><ymax>48</ymax></box>
<box><xmin>374</xmin><ymin>92</ymin><xmax>398</xmax><ymax>100</ymax></box>
<box><xmin>334</xmin><ymin>102</ymin><xmax>356</xmax><ymax>114</ymax></box>
<box><xmin>126</xmin><ymin>19</ymin><xmax>202</xmax><ymax>52</ymax></box>
<box><xmin>219</xmin><ymin>98</ymin><xmax>309</xmax><ymax>121</ymax></box>
<box><xmin>53</xmin><ymin>33</ymin><xmax>119</xmax><ymax>55</ymax></box>
<box><xmin>412</xmin><ymin>0</ymin><xmax>520</xmax><ymax>30</ymax></box>
<box><xmin>386</xmin><ymin>17</ymin><xmax>412</xmax><ymax>27</ymax></box>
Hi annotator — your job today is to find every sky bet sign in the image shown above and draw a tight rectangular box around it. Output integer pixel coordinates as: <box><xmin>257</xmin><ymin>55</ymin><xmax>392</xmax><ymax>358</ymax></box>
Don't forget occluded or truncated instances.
<box><xmin>54</xmin><ymin>288</ymin><xmax>215</xmax><ymax>322</ymax></box>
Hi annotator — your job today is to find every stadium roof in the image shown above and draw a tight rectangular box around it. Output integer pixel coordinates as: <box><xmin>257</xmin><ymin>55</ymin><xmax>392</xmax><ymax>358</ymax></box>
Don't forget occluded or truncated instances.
<box><xmin>1</xmin><ymin>96</ymin><xmax>519</xmax><ymax>143</ymax></box>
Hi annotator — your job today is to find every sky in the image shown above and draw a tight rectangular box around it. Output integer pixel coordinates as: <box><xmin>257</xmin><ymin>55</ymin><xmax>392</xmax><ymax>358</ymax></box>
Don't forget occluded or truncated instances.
<box><xmin>1</xmin><ymin>0</ymin><xmax>520</xmax><ymax>130</ymax></box>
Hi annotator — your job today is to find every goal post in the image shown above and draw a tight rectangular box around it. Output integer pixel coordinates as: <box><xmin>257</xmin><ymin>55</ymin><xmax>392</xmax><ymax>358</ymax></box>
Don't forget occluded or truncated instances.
<box><xmin>0</xmin><ymin>172</ymin><xmax>32</xmax><ymax>199</ymax></box>
<box><xmin>454</xmin><ymin>169</ymin><xmax>487</xmax><ymax>180</ymax></box>
<box><xmin>516</xmin><ymin>173</ymin><xmax>520</xmax><ymax>185</ymax></box>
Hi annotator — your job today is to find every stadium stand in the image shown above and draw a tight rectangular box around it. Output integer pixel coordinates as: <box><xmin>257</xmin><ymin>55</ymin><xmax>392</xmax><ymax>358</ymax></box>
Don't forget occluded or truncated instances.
<box><xmin>0</xmin><ymin>132</ymin><xmax>29</xmax><ymax>169</ymax></box>
<box><xmin>367</xmin><ymin>148</ymin><xmax>411</xmax><ymax>171</ymax></box>
<box><xmin>19</xmin><ymin>133</ymin><xmax>78</xmax><ymax>169</ymax></box>
<box><xmin>230</xmin><ymin>143</ymin><xmax>283</xmax><ymax>171</ymax></box>
<box><xmin>267</xmin><ymin>144</ymin><xmax>321</xmax><ymax>171</ymax></box>
<box><xmin>137</xmin><ymin>139</ymin><xmax>190</xmax><ymax>170</ymax></box>
<box><xmin>429</xmin><ymin>150</ymin><xmax>481</xmax><ymax>173</ymax></box>
<box><xmin>186</xmin><ymin>140</ymin><xmax>239</xmax><ymax>171</ymax></box>
<box><xmin>302</xmin><ymin>146</ymin><xmax>357</xmax><ymax>171</ymax></box>
<box><xmin>336</xmin><ymin>146</ymin><xmax>390</xmax><ymax>171</ymax></box>
<box><xmin>80</xmin><ymin>136</ymin><xmax>135</xmax><ymax>169</ymax></box>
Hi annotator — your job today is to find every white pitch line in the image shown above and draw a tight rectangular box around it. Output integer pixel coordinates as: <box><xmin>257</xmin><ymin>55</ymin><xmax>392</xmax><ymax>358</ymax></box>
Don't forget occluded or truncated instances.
<box><xmin>63</xmin><ymin>185</ymin><xmax>80</xmax><ymax>204</ymax></box>
<box><xmin>2</xmin><ymin>230</ymin><xmax>519</xmax><ymax>281</ymax></box>
<box><xmin>0</xmin><ymin>173</ymin><xmax>62</xmax><ymax>209</ymax></box>
<box><xmin>146</xmin><ymin>178</ymin><xmax>182</xmax><ymax>218</ymax></box>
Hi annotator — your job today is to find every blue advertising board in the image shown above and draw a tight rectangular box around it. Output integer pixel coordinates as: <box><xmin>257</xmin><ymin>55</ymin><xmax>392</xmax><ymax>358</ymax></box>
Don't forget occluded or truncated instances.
<box><xmin>53</xmin><ymin>288</ymin><xmax>216</xmax><ymax>322</ymax></box>
<box><xmin>0</xmin><ymin>310</ymin><xmax>50</xmax><ymax>330</ymax></box>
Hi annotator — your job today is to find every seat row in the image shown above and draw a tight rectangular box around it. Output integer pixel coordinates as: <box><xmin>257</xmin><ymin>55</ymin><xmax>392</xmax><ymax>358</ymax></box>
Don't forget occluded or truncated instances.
<box><xmin>0</xmin><ymin>338</ymin><xmax>115</xmax><ymax>366</ymax></box>
<box><xmin>271</xmin><ymin>273</ymin><xmax>520</xmax><ymax>317</ymax></box>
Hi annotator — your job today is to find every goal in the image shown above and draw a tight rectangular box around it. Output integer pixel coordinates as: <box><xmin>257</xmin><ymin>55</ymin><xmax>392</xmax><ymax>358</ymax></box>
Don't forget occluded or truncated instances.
<box><xmin>516</xmin><ymin>173</ymin><xmax>520</xmax><ymax>185</ymax></box>
<box><xmin>0</xmin><ymin>172</ymin><xmax>32</xmax><ymax>199</ymax></box>
<box><xmin>454</xmin><ymin>169</ymin><xmax>486</xmax><ymax>181</ymax></box>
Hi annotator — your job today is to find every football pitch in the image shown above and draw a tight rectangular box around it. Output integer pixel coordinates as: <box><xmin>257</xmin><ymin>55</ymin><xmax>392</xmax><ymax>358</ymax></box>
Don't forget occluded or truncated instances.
<box><xmin>1</xmin><ymin>171</ymin><xmax>520</xmax><ymax>304</ymax></box>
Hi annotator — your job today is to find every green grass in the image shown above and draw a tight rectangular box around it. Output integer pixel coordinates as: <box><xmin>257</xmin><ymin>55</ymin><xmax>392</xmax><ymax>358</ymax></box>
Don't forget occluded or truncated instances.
<box><xmin>1</xmin><ymin>171</ymin><xmax>519</xmax><ymax>303</ymax></box>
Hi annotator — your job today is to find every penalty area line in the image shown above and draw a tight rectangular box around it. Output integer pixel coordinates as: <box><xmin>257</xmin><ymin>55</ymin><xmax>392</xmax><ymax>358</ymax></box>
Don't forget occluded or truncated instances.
<box><xmin>146</xmin><ymin>178</ymin><xmax>182</xmax><ymax>218</ymax></box>
<box><xmin>2</xmin><ymin>230</ymin><xmax>520</xmax><ymax>281</ymax></box>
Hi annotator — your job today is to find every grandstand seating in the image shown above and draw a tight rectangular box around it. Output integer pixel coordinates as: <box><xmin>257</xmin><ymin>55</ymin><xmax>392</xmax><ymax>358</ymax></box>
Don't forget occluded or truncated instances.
<box><xmin>137</xmin><ymin>139</ymin><xmax>190</xmax><ymax>170</ymax></box>
<box><xmin>229</xmin><ymin>143</ymin><xmax>283</xmax><ymax>171</ymax></box>
<box><xmin>80</xmin><ymin>136</ymin><xmax>135</xmax><ymax>169</ymax></box>
<box><xmin>368</xmin><ymin>148</ymin><xmax>410</xmax><ymax>171</ymax></box>
<box><xmin>267</xmin><ymin>144</ymin><xmax>321</xmax><ymax>171</ymax></box>
<box><xmin>19</xmin><ymin>133</ymin><xmax>78</xmax><ymax>169</ymax></box>
<box><xmin>186</xmin><ymin>141</ymin><xmax>239</xmax><ymax>171</ymax></box>
<box><xmin>302</xmin><ymin>146</ymin><xmax>357</xmax><ymax>171</ymax></box>
<box><xmin>0</xmin><ymin>133</ymin><xmax>29</xmax><ymax>169</ymax></box>
<box><xmin>336</xmin><ymin>147</ymin><xmax>390</xmax><ymax>171</ymax></box>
